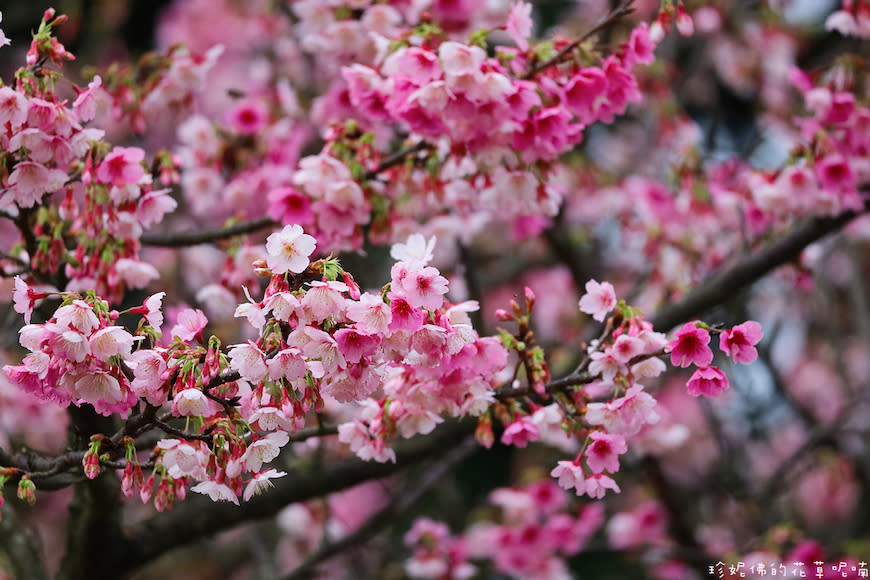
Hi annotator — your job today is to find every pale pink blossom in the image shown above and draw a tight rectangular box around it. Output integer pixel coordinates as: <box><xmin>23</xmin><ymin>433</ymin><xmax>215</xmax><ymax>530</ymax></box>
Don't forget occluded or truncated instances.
<box><xmin>243</xmin><ymin>469</ymin><xmax>287</xmax><ymax>501</ymax></box>
<box><xmin>191</xmin><ymin>480</ymin><xmax>239</xmax><ymax>505</ymax></box>
<box><xmin>73</xmin><ymin>75</ymin><xmax>104</xmax><ymax>122</ymax></box>
<box><xmin>346</xmin><ymin>293</ymin><xmax>392</xmax><ymax>335</ymax></box>
<box><xmin>75</xmin><ymin>372</ymin><xmax>123</xmax><ymax>405</ymax></box>
<box><xmin>173</xmin><ymin>388</ymin><xmax>210</xmax><ymax>416</ymax></box>
<box><xmin>89</xmin><ymin>326</ymin><xmax>135</xmax><ymax>362</ymax></box>
<box><xmin>130</xmin><ymin>349</ymin><xmax>168</xmax><ymax>405</ymax></box>
<box><xmin>267</xmin><ymin>348</ymin><xmax>307</xmax><ymax>382</ymax></box>
<box><xmin>46</xmin><ymin>326</ymin><xmax>90</xmax><ymax>363</ymax></box>
<box><xmin>505</xmin><ymin>2</ymin><xmax>533</xmax><ymax>51</ymax></box>
<box><xmin>0</xmin><ymin>87</ymin><xmax>28</xmax><ymax>129</ymax></box>
<box><xmin>55</xmin><ymin>300</ymin><xmax>99</xmax><ymax>334</ymax></box>
<box><xmin>12</xmin><ymin>276</ymin><xmax>44</xmax><ymax>325</ymax></box>
<box><xmin>551</xmin><ymin>461</ymin><xmax>585</xmax><ymax>493</ymax></box>
<box><xmin>6</xmin><ymin>162</ymin><xmax>68</xmax><ymax>207</ymax></box>
<box><xmin>228</xmin><ymin>341</ymin><xmax>268</xmax><ymax>382</ymax></box>
<box><xmin>170</xmin><ymin>308</ymin><xmax>208</xmax><ymax>343</ymax></box>
<box><xmin>584</xmin><ymin>473</ymin><xmax>621</xmax><ymax>499</ymax></box>
<box><xmin>142</xmin><ymin>292</ymin><xmax>165</xmax><ymax>329</ymax></box>
<box><xmin>578</xmin><ymin>279</ymin><xmax>617</xmax><ymax>322</ymax></box>
<box><xmin>158</xmin><ymin>439</ymin><xmax>207</xmax><ymax>479</ymax></box>
<box><xmin>501</xmin><ymin>419</ymin><xmax>540</xmax><ymax>448</ymax></box>
<box><xmin>114</xmin><ymin>258</ymin><xmax>159</xmax><ymax>289</ymax></box>
<box><xmin>390</xmin><ymin>233</ymin><xmax>436</xmax><ymax>271</ymax></box>
<box><xmin>242</xmin><ymin>431</ymin><xmax>290</xmax><ymax>472</ymax></box>
<box><xmin>265</xmin><ymin>224</ymin><xmax>317</xmax><ymax>274</ymax></box>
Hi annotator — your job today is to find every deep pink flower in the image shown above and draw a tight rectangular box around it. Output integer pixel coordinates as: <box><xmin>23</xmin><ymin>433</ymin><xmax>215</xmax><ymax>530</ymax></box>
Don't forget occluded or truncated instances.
<box><xmin>267</xmin><ymin>186</ymin><xmax>314</xmax><ymax>225</ymax></box>
<box><xmin>719</xmin><ymin>320</ymin><xmax>763</xmax><ymax>364</ymax></box>
<box><xmin>96</xmin><ymin>147</ymin><xmax>146</xmax><ymax>187</ymax></box>
<box><xmin>585</xmin><ymin>431</ymin><xmax>628</xmax><ymax>474</ymax></box>
<box><xmin>686</xmin><ymin>365</ymin><xmax>729</xmax><ymax>398</ymax></box>
<box><xmin>334</xmin><ymin>328</ymin><xmax>381</xmax><ymax>364</ymax></box>
<box><xmin>666</xmin><ymin>322</ymin><xmax>713</xmax><ymax>368</ymax></box>
<box><xmin>225</xmin><ymin>99</ymin><xmax>269</xmax><ymax>135</ymax></box>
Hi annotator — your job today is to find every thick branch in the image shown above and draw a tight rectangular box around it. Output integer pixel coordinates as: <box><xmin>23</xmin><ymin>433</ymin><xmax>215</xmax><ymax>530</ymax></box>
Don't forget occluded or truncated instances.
<box><xmin>120</xmin><ymin>420</ymin><xmax>475</xmax><ymax>576</ymax></box>
<box><xmin>651</xmin><ymin>208</ymin><xmax>867</xmax><ymax>331</ymax></box>
<box><xmin>282</xmin><ymin>437</ymin><xmax>477</xmax><ymax>580</ymax></box>
<box><xmin>140</xmin><ymin>216</ymin><xmax>277</xmax><ymax>247</ymax></box>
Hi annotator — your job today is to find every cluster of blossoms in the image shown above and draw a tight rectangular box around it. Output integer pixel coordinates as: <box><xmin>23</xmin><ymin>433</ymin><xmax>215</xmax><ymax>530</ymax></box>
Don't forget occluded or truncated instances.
<box><xmin>0</xmin><ymin>10</ymin><xmax>177</xmax><ymax>301</ymax></box>
<box><xmin>405</xmin><ymin>480</ymin><xmax>603</xmax><ymax>580</ymax></box>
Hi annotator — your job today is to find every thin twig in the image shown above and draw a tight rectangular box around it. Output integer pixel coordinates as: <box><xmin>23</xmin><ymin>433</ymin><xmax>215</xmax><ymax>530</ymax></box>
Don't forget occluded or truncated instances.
<box><xmin>520</xmin><ymin>0</ymin><xmax>636</xmax><ymax>80</ymax></box>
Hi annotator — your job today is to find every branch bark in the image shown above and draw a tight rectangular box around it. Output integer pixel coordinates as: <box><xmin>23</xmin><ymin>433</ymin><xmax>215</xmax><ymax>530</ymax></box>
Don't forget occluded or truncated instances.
<box><xmin>119</xmin><ymin>420</ymin><xmax>475</xmax><ymax>577</ymax></box>
<box><xmin>651</xmin><ymin>207</ymin><xmax>867</xmax><ymax>331</ymax></box>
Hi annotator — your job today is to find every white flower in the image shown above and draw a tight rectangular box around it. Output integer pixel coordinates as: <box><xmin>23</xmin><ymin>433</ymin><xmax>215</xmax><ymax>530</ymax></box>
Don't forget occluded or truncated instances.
<box><xmin>265</xmin><ymin>224</ymin><xmax>316</xmax><ymax>274</ymax></box>
<box><xmin>191</xmin><ymin>480</ymin><xmax>239</xmax><ymax>505</ymax></box>
<box><xmin>243</xmin><ymin>469</ymin><xmax>287</xmax><ymax>501</ymax></box>
<box><xmin>390</xmin><ymin>233</ymin><xmax>436</xmax><ymax>271</ymax></box>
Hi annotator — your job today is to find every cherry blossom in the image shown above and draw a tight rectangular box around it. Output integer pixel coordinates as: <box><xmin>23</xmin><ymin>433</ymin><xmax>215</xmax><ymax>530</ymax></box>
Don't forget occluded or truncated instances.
<box><xmin>265</xmin><ymin>224</ymin><xmax>317</xmax><ymax>275</ymax></box>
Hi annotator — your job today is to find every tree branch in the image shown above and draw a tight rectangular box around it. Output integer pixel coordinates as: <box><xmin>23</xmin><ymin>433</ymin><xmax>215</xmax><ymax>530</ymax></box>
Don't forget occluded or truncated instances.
<box><xmin>140</xmin><ymin>216</ymin><xmax>277</xmax><ymax>247</ymax></box>
<box><xmin>651</xmin><ymin>207</ymin><xmax>868</xmax><ymax>332</ymax></box>
<box><xmin>281</xmin><ymin>437</ymin><xmax>478</xmax><ymax>580</ymax></box>
<box><xmin>119</xmin><ymin>420</ymin><xmax>475</xmax><ymax>576</ymax></box>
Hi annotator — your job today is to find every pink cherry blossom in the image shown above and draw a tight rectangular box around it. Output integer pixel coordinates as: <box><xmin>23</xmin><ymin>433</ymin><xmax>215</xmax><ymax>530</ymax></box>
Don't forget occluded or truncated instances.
<box><xmin>584</xmin><ymin>473</ymin><xmax>621</xmax><ymax>499</ymax></box>
<box><xmin>170</xmin><ymin>308</ymin><xmax>208</xmax><ymax>343</ymax></box>
<box><xmin>399</xmin><ymin>266</ymin><xmax>449</xmax><ymax>311</ymax></box>
<box><xmin>719</xmin><ymin>320</ymin><xmax>763</xmax><ymax>364</ymax></box>
<box><xmin>6</xmin><ymin>161</ymin><xmax>69</xmax><ymax>207</ymax></box>
<box><xmin>191</xmin><ymin>480</ymin><xmax>239</xmax><ymax>505</ymax></box>
<box><xmin>225</xmin><ymin>99</ymin><xmax>269</xmax><ymax>135</ymax></box>
<box><xmin>12</xmin><ymin>276</ymin><xmax>46</xmax><ymax>325</ymax></box>
<box><xmin>501</xmin><ymin>419</ymin><xmax>540</xmax><ymax>448</ymax></box>
<box><xmin>584</xmin><ymin>431</ymin><xmax>627</xmax><ymax>474</ymax></box>
<box><xmin>334</xmin><ymin>328</ymin><xmax>381</xmax><ymax>364</ymax></box>
<box><xmin>96</xmin><ymin>146</ymin><xmax>146</xmax><ymax>187</ymax></box>
<box><xmin>242</xmin><ymin>431</ymin><xmax>290</xmax><ymax>472</ymax></box>
<box><xmin>243</xmin><ymin>469</ymin><xmax>287</xmax><ymax>501</ymax></box>
<box><xmin>346</xmin><ymin>293</ymin><xmax>392</xmax><ymax>335</ymax></box>
<box><xmin>228</xmin><ymin>341</ymin><xmax>267</xmax><ymax>383</ymax></box>
<box><xmin>265</xmin><ymin>224</ymin><xmax>317</xmax><ymax>275</ymax></box>
<box><xmin>267</xmin><ymin>348</ymin><xmax>307</xmax><ymax>382</ymax></box>
<box><xmin>89</xmin><ymin>326</ymin><xmax>134</xmax><ymax>362</ymax></box>
<box><xmin>550</xmin><ymin>460</ymin><xmax>585</xmax><ymax>493</ymax></box>
<box><xmin>505</xmin><ymin>2</ymin><xmax>533</xmax><ymax>52</ymax></box>
<box><xmin>54</xmin><ymin>300</ymin><xmax>99</xmax><ymax>334</ymax></box>
<box><xmin>666</xmin><ymin>322</ymin><xmax>713</xmax><ymax>368</ymax></box>
<box><xmin>173</xmin><ymin>388</ymin><xmax>210</xmax><ymax>416</ymax></box>
<box><xmin>686</xmin><ymin>366</ymin><xmax>730</xmax><ymax>398</ymax></box>
<box><xmin>578</xmin><ymin>279</ymin><xmax>617</xmax><ymax>322</ymax></box>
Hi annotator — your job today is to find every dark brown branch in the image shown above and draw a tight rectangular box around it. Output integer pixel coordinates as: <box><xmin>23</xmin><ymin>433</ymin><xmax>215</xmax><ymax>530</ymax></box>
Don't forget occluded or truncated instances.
<box><xmin>139</xmin><ymin>142</ymin><xmax>432</xmax><ymax>248</ymax></box>
<box><xmin>282</xmin><ymin>437</ymin><xmax>477</xmax><ymax>580</ymax></box>
<box><xmin>651</xmin><ymin>206</ymin><xmax>868</xmax><ymax>332</ymax></box>
<box><xmin>140</xmin><ymin>216</ymin><xmax>277</xmax><ymax>247</ymax></box>
<box><xmin>120</xmin><ymin>420</ymin><xmax>474</xmax><ymax>576</ymax></box>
